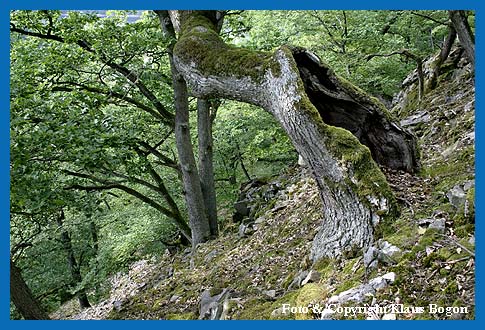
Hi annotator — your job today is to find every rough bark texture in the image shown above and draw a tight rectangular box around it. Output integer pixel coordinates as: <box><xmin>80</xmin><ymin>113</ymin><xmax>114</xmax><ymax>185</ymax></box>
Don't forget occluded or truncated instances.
<box><xmin>197</xmin><ymin>98</ymin><xmax>218</xmax><ymax>237</ymax></box>
<box><xmin>171</xmin><ymin>61</ymin><xmax>211</xmax><ymax>247</ymax></box>
<box><xmin>172</xmin><ymin>11</ymin><xmax>400</xmax><ymax>260</ymax></box>
<box><xmin>449</xmin><ymin>10</ymin><xmax>475</xmax><ymax>67</ymax></box>
<box><xmin>10</xmin><ymin>258</ymin><xmax>50</xmax><ymax>320</ymax></box>
<box><xmin>293</xmin><ymin>48</ymin><xmax>419</xmax><ymax>172</ymax></box>
<box><xmin>56</xmin><ymin>211</ymin><xmax>91</xmax><ymax>308</ymax></box>
<box><xmin>156</xmin><ymin>10</ymin><xmax>211</xmax><ymax>247</ymax></box>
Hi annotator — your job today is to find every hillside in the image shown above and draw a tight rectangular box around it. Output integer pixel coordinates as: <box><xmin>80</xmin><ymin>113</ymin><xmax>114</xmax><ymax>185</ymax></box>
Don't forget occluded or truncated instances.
<box><xmin>51</xmin><ymin>46</ymin><xmax>475</xmax><ymax>321</ymax></box>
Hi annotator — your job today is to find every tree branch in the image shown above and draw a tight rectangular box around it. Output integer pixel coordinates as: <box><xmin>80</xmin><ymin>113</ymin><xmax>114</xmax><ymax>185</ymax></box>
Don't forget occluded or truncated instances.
<box><xmin>52</xmin><ymin>82</ymin><xmax>164</xmax><ymax>121</ymax></box>
<box><xmin>411</xmin><ymin>11</ymin><xmax>449</xmax><ymax>26</ymax></box>
<box><xmin>10</xmin><ymin>24</ymin><xmax>174</xmax><ymax>126</ymax></box>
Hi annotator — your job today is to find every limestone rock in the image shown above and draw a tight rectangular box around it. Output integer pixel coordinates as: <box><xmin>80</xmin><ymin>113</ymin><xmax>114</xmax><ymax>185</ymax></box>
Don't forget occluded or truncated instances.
<box><xmin>428</xmin><ymin>218</ymin><xmax>446</xmax><ymax>233</ymax></box>
<box><xmin>199</xmin><ymin>288</ymin><xmax>232</xmax><ymax>320</ymax></box>
<box><xmin>327</xmin><ymin>272</ymin><xmax>396</xmax><ymax>305</ymax></box>
<box><xmin>447</xmin><ymin>184</ymin><xmax>466</xmax><ymax>208</ymax></box>
<box><xmin>262</xmin><ymin>289</ymin><xmax>276</xmax><ymax>299</ymax></box>
<box><xmin>364</xmin><ymin>246</ymin><xmax>379</xmax><ymax>270</ymax></box>
<box><xmin>382</xmin><ymin>313</ymin><xmax>397</xmax><ymax>320</ymax></box>
<box><xmin>301</xmin><ymin>270</ymin><xmax>321</xmax><ymax>286</ymax></box>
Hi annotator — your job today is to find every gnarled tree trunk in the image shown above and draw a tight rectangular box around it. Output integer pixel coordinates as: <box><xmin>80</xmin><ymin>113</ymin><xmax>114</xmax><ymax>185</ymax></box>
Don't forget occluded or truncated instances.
<box><xmin>171</xmin><ymin>11</ymin><xmax>413</xmax><ymax>260</ymax></box>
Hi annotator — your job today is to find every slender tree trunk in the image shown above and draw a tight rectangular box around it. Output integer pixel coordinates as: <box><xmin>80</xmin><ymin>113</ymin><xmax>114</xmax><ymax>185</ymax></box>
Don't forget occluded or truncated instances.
<box><xmin>156</xmin><ymin>10</ymin><xmax>211</xmax><ymax>247</ymax></box>
<box><xmin>171</xmin><ymin>11</ymin><xmax>406</xmax><ymax>259</ymax></box>
<box><xmin>197</xmin><ymin>98</ymin><xmax>218</xmax><ymax>237</ymax></box>
<box><xmin>449</xmin><ymin>10</ymin><xmax>475</xmax><ymax>67</ymax></box>
<box><xmin>10</xmin><ymin>258</ymin><xmax>50</xmax><ymax>320</ymax></box>
<box><xmin>171</xmin><ymin>66</ymin><xmax>211</xmax><ymax>247</ymax></box>
<box><xmin>56</xmin><ymin>210</ymin><xmax>91</xmax><ymax>308</ymax></box>
<box><xmin>428</xmin><ymin>26</ymin><xmax>457</xmax><ymax>90</ymax></box>
<box><xmin>89</xmin><ymin>219</ymin><xmax>98</xmax><ymax>255</ymax></box>
<box><xmin>236</xmin><ymin>144</ymin><xmax>252</xmax><ymax>181</ymax></box>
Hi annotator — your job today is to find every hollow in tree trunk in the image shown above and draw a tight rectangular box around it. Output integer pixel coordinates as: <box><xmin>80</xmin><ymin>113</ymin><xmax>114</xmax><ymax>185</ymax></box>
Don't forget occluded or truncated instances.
<box><xmin>171</xmin><ymin>11</ymin><xmax>418</xmax><ymax>259</ymax></box>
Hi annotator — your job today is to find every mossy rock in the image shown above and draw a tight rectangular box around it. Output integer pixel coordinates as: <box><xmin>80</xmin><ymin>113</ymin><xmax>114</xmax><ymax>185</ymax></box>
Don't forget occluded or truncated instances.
<box><xmin>294</xmin><ymin>283</ymin><xmax>328</xmax><ymax>320</ymax></box>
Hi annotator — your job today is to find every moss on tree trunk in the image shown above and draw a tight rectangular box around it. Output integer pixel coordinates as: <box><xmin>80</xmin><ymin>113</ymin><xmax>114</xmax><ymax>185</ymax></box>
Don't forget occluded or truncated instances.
<box><xmin>172</xmin><ymin>11</ymin><xmax>401</xmax><ymax>259</ymax></box>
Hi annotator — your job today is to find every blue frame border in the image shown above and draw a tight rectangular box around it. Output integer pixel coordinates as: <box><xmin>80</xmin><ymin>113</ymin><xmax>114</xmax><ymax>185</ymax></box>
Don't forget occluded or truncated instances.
<box><xmin>2</xmin><ymin>1</ymin><xmax>482</xmax><ymax>328</ymax></box>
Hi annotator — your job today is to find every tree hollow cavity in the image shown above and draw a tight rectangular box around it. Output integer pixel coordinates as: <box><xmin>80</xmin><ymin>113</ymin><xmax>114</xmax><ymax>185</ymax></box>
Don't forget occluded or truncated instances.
<box><xmin>292</xmin><ymin>48</ymin><xmax>420</xmax><ymax>173</ymax></box>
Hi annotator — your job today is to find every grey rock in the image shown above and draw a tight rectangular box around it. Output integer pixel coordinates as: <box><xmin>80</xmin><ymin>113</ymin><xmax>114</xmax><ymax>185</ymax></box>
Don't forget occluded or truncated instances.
<box><xmin>169</xmin><ymin>294</ymin><xmax>181</xmax><ymax>303</ymax></box>
<box><xmin>400</xmin><ymin>110</ymin><xmax>432</xmax><ymax>127</ymax></box>
<box><xmin>377</xmin><ymin>240</ymin><xmax>402</xmax><ymax>264</ymax></box>
<box><xmin>447</xmin><ymin>185</ymin><xmax>466</xmax><ymax>208</ymax></box>
<box><xmin>298</xmin><ymin>154</ymin><xmax>307</xmax><ymax>167</ymax></box>
<box><xmin>417</xmin><ymin>218</ymin><xmax>434</xmax><ymax>226</ymax></box>
<box><xmin>238</xmin><ymin>222</ymin><xmax>255</xmax><ymax>238</ymax></box>
<box><xmin>428</xmin><ymin>218</ymin><xmax>446</xmax><ymax>233</ymax></box>
<box><xmin>464</xmin><ymin>180</ymin><xmax>475</xmax><ymax>191</ymax></box>
<box><xmin>271</xmin><ymin>306</ymin><xmax>289</xmax><ymax>319</ymax></box>
<box><xmin>113</xmin><ymin>300</ymin><xmax>124</xmax><ymax>311</ymax></box>
<box><xmin>382</xmin><ymin>313</ymin><xmax>397</xmax><ymax>320</ymax></box>
<box><xmin>288</xmin><ymin>270</ymin><xmax>309</xmax><ymax>290</ymax></box>
<box><xmin>301</xmin><ymin>270</ymin><xmax>321</xmax><ymax>286</ymax></box>
<box><xmin>199</xmin><ymin>288</ymin><xmax>231</xmax><ymax>320</ymax></box>
<box><xmin>262</xmin><ymin>289</ymin><xmax>276</xmax><ymax>299</ymax></box>
<box><xmin>327</xmin><ymin>272</ymin><xmax>395</xmax><ymax>305</ymax></box>
<box><xmin>364</xmin><ymin>246</ymin><xmax>379</xmax><ymax>270</ymax></box>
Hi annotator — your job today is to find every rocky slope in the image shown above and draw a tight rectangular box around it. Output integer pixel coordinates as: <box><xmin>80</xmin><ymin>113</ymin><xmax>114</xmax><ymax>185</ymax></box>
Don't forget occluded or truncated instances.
<box><xmin>52</xmin><ymin>46</ymin><xmax>475</xmax><ymax>320</ymax></box>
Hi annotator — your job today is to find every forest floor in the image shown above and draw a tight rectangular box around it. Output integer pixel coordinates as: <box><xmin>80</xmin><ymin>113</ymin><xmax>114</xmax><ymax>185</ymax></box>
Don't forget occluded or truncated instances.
<box><xmin>51</xmin><ymin>49</ymin><xmax>475</xmax><ymax>321</ymax></box>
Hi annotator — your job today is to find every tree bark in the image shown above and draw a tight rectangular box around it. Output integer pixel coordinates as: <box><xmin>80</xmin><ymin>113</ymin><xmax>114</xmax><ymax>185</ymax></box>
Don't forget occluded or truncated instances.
<box><xmin>10</xmin><ymin>258</ymin><xmax>50</xmax><ymax>320</ymax></box>
<box><xmin>449</xmin><ymin>10</ymin><xmax>475</xmax><ymax>67</ymax></box>
<box><xmin>172</xmin><ymin>11</ymin><xmax>403</xmax><ymax>259</ymax></box>
<box><xmin>156</xmin><ymin>10</ymin><xmax>212</xmax><ymax>247</ymax></box>
<box><xmin>56</xmin><ymin>210</ymin><xmax>91</xmax><ymax>309</ymax></box>
<box><xmin>428</xmin><ymin>26</ymin><xmax>457</xmax><ymax>90</ymax></box>
<box><xmin>197</xmin><ymin>98</ymin><xmax>218</xmax><ymax>237</ymax></box>
<box><xmin>298</xmin><ymin>48</ymin><xmax>419</xmax><ymax>171</ymax></box>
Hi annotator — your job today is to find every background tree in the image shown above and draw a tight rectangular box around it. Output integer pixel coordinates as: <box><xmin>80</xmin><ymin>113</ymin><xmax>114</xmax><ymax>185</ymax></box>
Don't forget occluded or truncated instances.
<box><xmin>10</xmin><ymin>9</ymin><xmax>473</xmax><ymax>317</ymax></box>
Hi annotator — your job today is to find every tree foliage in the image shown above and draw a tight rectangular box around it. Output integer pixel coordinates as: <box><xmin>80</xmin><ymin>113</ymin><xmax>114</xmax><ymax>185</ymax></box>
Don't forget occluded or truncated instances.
<box><xmin>10</xmin><ymin>9</ymin><xmax>470</xmax><ymax>318</ymax></box>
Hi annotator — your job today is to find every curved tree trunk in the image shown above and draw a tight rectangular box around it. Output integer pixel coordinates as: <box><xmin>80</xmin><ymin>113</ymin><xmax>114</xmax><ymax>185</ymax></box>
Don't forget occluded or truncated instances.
<box><xmin>10</xmin><ymin>258</ymin><xmax>50</xmax><ymax>320</ymax></box>
<box><xmin>171</xmin><ymin>11</ymin><xmax>405</xmax><ymax>260</ymax></box>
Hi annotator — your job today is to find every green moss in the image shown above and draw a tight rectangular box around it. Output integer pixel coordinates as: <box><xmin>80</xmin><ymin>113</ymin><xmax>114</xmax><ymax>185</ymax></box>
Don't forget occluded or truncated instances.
<box><xmin>323</xmin><ymin>125</ymin><xmax>398</xmax><ymax>224</ymax></box>
<box><xmin>413</xmin><ymin>230</ymin><xmax>440</xmax><ymax>254</ymax></box>
<box><xmin>444</xmin><ymin>281</ymin><xmax>459</xmax><ymax>294</ymax></box>
<box><xmin>385</xmin><ymin>215</ymin><xmax>418</xmax><ymax>249</ymax></box>
<box><xmin>175</xmin><ymin>12</ymin><xmax>279</xmax><ymax>84</ymax></box>
<box><xmin>454</xmin><ymin>224</ymin><xmax>474</xmax><ymax>238</ymax></box>
<box><xmin>338</xmin><ymin>75</ymin><xmax>397</xmax><ymax>122</ymax></box>
<box><xmin>165</xmin><ymin>312</ymin><xmax>197</xmax><ymax>320</ymax></box>
<box><xmin>295</xmin><ymin>283</ymin><xmax>328</xmax><ymax>320</ymax></box>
